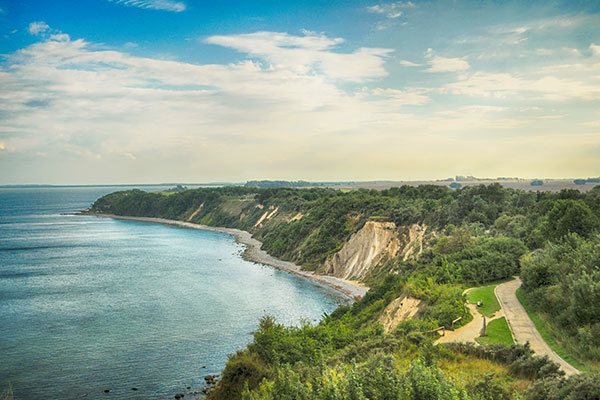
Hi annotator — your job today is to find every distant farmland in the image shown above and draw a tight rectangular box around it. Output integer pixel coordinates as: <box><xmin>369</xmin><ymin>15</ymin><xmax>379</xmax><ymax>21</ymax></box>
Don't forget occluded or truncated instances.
<box><xmin>325</xmin><ymin>179</ymin><xmax>599</xmax><ymax>192</ymax></box>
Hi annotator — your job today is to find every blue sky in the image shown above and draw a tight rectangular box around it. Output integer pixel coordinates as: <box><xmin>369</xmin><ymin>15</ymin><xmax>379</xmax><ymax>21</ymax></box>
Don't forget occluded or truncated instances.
<box><xmin>1</xmin><ymin>0</ymin><xmax>599</xmax><ymax>183</ymax></box>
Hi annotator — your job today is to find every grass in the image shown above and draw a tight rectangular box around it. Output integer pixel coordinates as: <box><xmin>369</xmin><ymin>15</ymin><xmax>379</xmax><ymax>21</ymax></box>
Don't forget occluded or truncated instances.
<box><xmin>476</xmin><ymin>317</ymin><xmax>514</xmax><ymax>346</ymax></box>
<box><xmin>438</xmin><ymin>351</ymin><xmax>531</xmax><ymax>393</ymax></box>
<box><xmin>515</xmin><ymin>288</ymin><xmax>591</xmax><ymax>372</ymax></box>
<box><xmin>466</xmin><ymin>284</ymin><xmax>501</xmax><ymax>317</ymax></box>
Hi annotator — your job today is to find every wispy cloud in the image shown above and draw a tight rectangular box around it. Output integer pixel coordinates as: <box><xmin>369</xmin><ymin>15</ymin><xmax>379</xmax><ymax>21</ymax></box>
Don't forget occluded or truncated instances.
<box><xmin>399</xmin><ymin>60</ymin><xmax>421</xmax><ymax>67</ymax></box>
<box><xmin>370</xmin><ymin>87</ymin><xmax>430</xmax><ymax>105</ymax></box>
<box><xmin>442</xmin><ymin>72</ymin><xmax>600</xmax><ymax>100</ymax></box>
<box><xmin>367</xmin><ymin>2</ymin><xmax>415</xmax><ymax>19</ymax></box>
<box><xmin>109</xmin><ymin>0</ymin><xmax>186</xmax><ymax>12</ymax></box>
<box><xmin>205</xmin><ymin>31</ymin><xmax>392</xmax><ymax>82</ymax></box>
<box><xmin>425</xmin><ymin>49</ymin><xmax>470</xmax><ymax>73</ymax></box>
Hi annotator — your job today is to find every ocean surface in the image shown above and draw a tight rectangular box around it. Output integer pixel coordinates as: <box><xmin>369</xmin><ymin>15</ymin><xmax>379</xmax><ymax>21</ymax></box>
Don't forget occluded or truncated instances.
<box><xmin>0</xmin><ymin>187</ymin><xmax>344</xmax><ymax>399</ymax></box>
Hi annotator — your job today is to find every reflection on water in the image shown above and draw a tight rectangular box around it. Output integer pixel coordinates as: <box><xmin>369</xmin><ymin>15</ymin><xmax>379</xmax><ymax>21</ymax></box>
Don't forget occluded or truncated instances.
<box><xmin>0</xmin><ymin>187</ymin><xmax>343</xmax><ymax>399</ymax></box>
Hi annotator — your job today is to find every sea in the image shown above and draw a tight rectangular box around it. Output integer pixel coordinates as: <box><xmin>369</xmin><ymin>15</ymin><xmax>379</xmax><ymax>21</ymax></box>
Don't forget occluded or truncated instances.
<box><xmin>0</xmin><ymin>186</ymin><xmax>344</xmax><ymax>399</ymax></box>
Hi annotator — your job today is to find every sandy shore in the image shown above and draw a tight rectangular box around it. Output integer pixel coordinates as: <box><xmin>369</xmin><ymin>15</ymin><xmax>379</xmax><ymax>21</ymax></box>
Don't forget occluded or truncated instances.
<box><xmin>86</xmin><ymin>213</ymin><xmax>368</xmax><ymax>301</ymax></box>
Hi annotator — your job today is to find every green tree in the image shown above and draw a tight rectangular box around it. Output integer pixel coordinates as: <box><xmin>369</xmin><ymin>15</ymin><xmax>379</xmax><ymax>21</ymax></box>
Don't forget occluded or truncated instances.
<box><xmin>544</xmin><ymin>200</ymin><xmax>597</xmax><ymax>240</ymax></box>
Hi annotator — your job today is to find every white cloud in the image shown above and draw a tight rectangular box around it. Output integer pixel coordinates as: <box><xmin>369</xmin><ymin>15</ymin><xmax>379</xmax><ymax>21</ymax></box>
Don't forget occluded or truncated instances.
<box><xmin>457</xmin><ymin>15</ymin><xmax>590</xmax><ymax>55</ymax></box>
<box><xmin>425</xmin><ymin>48</ymin><xmax>470</xmax><ymax>73</ymax></box>
<box><xmin>367</xmin><ymin>2</ymin><xmax>414</xmax><ymax>19</ymax></box>
<box><xmin>399</xmin><ymin>60</ymin><xmax>421</xmax><ymax>67</ymax></box>
<box><xmin>436</xmin><ymin>105</ymin><xmax>506</xmax><ymax>116</ymax></box>
<box><xmin>205</xmin><ymin>31</ymin><xmax>392</xmax><ymax>82</ymax></box>
<box><xmin>27</xmin><ymin>22</ymin><xmax>70</xmax><ymax>42</ymax></box>
<box><xmin>28</xmin><ymin>21</ymin><xmax>50</xmax><ymax>36</ymax></box>
<box><xmin>443</xmin><ymin>72</ymin><xmax>600</xmax><ymax>100</ymax></box>
<box><xmin>370</xmin><ymin>88</ymin><xmax>430</xmax><ymax>105</ymax></box>
<box><xmin>0</xmin><ymin>31</ymin><xmax>406</xmax><ymax>169</ymax></box>
<box><xmin>49</xmin><ymin>33</ymin><xmax>71</xmax><ymax>42</ymax></box>
<box><xmin>0</xmin><ymin>142</ymin><xmax>5</xmax><ymax>151</ymax></box>
<box><xmin>489</xmin><ymin>15</ymin><xmax>584</xmax><ymax>37</ymax></box>
<box><xmin>591</xmin><ymin>43</ymin><xmax>600</xmax><ymax>57</ymax></box>
<box><xmin>2</xmin><ymin>29</ymin><xmax>598</xmax><ymax>183</ymax></box>
<box><xmin>109</xmin><ymin>0</ymin><xmax>186</xmax><ymax>12</ymax></box>
<box><xmin>583</xmin><ymin>121</ymin><xmax>600</xmax><ymax>128</ymax></box>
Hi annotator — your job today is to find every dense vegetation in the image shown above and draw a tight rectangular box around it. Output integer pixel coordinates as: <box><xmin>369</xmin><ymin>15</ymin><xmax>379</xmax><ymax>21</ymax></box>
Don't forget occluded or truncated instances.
<box><xmin>91</xmin><ymin>184</ymin><xmax>600</xmax><ymax>398</ymax></box>
<box><xmin>521</xmin><ymin>234</ymin><xmax>600</xmax><ymax>366</ymax></box>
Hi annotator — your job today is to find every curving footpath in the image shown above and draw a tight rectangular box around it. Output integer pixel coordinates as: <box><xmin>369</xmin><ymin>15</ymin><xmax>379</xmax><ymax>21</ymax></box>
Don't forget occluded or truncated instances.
<box><xmin>436</xmin><ymin>303</ymin><xmax>484</xmax><ymax>344</ymax></box>
<box><xmin>495</xmin><ymin>278</ymin><xmax>579</xmax><ymax>376</ymax></box>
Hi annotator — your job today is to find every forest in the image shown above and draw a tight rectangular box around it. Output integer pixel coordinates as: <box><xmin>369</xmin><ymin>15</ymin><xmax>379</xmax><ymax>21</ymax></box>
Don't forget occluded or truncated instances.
<box><xmin>91</xmin><ymin>184</ymin><xmax>600</xmax><ymax>399</ymax></box>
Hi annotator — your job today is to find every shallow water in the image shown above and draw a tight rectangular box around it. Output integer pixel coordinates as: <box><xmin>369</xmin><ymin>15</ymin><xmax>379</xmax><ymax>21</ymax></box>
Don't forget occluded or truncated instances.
<box><xmin>0</xmin><ymin>187</ymin><xmax>344</xmax><ymax>399</ymax></box>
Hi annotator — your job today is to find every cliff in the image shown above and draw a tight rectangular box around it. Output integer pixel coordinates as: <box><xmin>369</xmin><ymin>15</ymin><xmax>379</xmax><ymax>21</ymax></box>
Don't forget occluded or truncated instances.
<box><xmin>322</xmin><ymin>221</ymin><xmax>427</xmax><ymax>281</ymax></box>
<box><xmin>90</xmin><ymin>187</ymin><xmax>435</xmax><ymax>285</ymax></box>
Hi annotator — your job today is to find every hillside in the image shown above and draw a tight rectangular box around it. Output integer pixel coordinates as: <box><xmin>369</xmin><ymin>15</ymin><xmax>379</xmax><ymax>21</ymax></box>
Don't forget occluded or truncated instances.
<box><xmin>90</xmin><ymin>184</ymin><xmax>600</xmax><ymax>399</ymax></box>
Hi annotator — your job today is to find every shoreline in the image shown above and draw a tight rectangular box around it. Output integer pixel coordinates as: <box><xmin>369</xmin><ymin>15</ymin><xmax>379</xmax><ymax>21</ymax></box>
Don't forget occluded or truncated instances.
<box><xmin>84</xmin><ymin>212</ymin><xmax>368</xmax><ymax>301</ymax></box>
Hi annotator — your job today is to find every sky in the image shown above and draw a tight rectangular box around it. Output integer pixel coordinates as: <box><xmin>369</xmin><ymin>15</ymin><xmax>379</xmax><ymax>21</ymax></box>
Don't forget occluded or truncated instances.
<box><xmin>0</xmin><ymin>0</ymin><xmax>599</xmax><ymax>184</ymax></box>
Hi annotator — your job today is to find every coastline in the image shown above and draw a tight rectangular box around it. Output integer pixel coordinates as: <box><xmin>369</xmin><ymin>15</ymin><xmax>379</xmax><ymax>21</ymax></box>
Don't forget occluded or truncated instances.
<box><xmin>85</xmin><ymin>213</ymin><xmax>369</xmax><ymax>301</ymax></box>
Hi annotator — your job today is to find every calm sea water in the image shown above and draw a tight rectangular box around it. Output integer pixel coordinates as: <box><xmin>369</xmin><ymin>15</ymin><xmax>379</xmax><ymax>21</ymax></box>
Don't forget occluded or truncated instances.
<box><xmin>0</xmin><ymin>187</ymin><xmax>344</xmax><ymax>399</ymax></box>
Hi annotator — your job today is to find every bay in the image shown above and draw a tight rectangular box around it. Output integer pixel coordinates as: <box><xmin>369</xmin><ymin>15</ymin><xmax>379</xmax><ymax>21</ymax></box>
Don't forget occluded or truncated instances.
<box><xmin>0</xmin><ymin>187</ymin><xmax>343</xmax><ymax>399</ymax></box>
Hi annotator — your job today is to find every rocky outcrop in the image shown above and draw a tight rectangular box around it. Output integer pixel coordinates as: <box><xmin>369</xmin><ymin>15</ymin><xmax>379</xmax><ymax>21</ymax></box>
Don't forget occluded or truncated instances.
<box><xmin>380</xmin><ymin>296</ymin><xmax>422</xmax><ymax>333</ymax></box>
<box><xmin>323</xmin><ymin>221</ymin><xmax>427</xmax><ymax>281</ymax></box>
<box><xmin>398</xmin><ymin>223</ymin><xmax>427</xmax><ymax>261</ymax></box>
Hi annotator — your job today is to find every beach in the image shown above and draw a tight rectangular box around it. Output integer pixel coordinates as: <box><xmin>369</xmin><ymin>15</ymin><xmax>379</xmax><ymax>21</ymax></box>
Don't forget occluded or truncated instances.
<box><xmin>87</xmin><ymin>213</ymin><xmax>369</xmax><ymax>301</ymax></box>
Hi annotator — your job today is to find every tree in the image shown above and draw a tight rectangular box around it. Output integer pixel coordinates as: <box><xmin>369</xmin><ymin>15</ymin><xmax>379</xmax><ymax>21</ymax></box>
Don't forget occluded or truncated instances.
<box><xmin>544</xmin><ymin>200</ymin><xmax>597</xmax><ymax>240</ymax></box>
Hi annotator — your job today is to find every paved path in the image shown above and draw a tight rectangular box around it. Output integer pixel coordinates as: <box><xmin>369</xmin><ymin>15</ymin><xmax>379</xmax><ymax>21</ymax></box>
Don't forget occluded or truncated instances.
<box><xmin>495</xmin><ymin>278</ymin><xmax>579</xmax><ymax>376</ymax></box>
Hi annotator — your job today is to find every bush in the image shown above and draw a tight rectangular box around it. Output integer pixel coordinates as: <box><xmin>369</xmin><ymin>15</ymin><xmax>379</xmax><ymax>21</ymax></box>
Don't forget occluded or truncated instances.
<box><xmin>526</xmin><ymin>373</ymin><xmax>600</xmax><ymax>400</ymax></box>
<box><xmin>210</xmin><ymin>351</ymin><xmax>269</xmax><ymax>400</ymax></box>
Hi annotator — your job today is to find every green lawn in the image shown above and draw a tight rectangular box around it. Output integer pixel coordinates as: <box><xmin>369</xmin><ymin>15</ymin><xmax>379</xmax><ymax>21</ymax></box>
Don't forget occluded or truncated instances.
<box><xmin>476</xmin><ymin>317</ymin><xmax>514</xmax><ymax>346</ymax></box>
<box><xmin>466</xmin><ymin>284</ymin><xmax>501</xmax><ymax>317</ymax></box>
<box><xmin>515</xmin><ymin>288</ymin><xmax>590</xmax><ymax>372</ymax></box>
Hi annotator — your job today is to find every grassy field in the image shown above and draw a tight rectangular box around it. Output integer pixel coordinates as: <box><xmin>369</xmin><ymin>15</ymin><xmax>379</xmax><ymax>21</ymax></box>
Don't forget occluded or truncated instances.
<box><xmin>476</xmin><ymin>317</ymin><xmax>514</xmax><ymax>346</ymax></box>
<box><xmin>467</xmin><ymin>284</ymin><xmax>501</xmax><ymax>317</ymax></box>
<box><xmin>515</xmin><ymin>288</ymin><xmax>591</xmax><ymax>372</ymax></box>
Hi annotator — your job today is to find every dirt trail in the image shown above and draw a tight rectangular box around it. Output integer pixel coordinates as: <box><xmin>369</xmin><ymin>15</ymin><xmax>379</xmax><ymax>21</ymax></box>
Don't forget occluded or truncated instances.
<box><xmin>495</xmin><ymin>278</ymin><xmax>579</xmax><ymax>376</ymax></box>
<box><xmin>436</xmin><ymin>303</ymin><xmax>484</xmax><ymax>344</ymax></box>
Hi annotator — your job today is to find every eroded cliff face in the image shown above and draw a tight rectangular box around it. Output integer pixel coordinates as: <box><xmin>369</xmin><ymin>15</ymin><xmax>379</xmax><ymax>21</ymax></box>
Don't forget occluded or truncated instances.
<box><xmin>323</xmin><ymin>221</ymin><xmax>427</xmax><ymax>281</ymax></box>
<box><xmin>379</xmin><ymin>296</ymin><xmax>422</xmax><ymax>334</ymax></box>
<box><xmin>398</xmin><ymin>223</ymin><xmax>427</xmax><ymax>261</ymax></box>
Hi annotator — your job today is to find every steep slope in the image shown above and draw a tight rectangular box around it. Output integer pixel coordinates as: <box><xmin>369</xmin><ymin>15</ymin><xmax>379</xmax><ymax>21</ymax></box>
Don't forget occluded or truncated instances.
<box><xmin>322</xmin><ymin>221</ymin><xmax>427</xmax><ymax>281</ymax></box>
<box><xmin>380</xmin><ymin>296</ymin><xmax>422</xmax><ymax>333</ymax></box>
